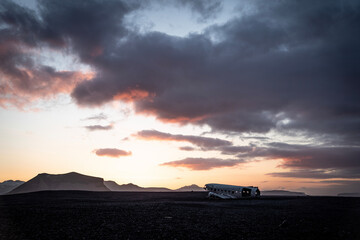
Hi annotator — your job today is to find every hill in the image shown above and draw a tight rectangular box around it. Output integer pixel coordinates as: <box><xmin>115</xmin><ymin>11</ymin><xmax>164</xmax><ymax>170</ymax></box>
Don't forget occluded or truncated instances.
<box><xmin>338</xmin><ymin>192</ymin><xmax>360</xmax><ymax>197</ymax></box>
<box><xmin>9</xmin><ymin>172</ymin><xmax>109</xmax><ymax>194</ymax></box>
<box><xmin>104</xmin><ymin>181</ymin><xmax>171</xmax><ymax>192</ymax></box>
<box><xmin>261</xmin><ymin>190</ymin><xmax>307</xmax><ymax>196</ymax></box>
<box><xmin>0</xmin><ymin>180</ymin><xmax>25</xmax><ymax>195</ymax></box>
<box><xmin>175</xmin><ymin>184</ymin><xmax>205</xmax><ymax>191</ymax></box>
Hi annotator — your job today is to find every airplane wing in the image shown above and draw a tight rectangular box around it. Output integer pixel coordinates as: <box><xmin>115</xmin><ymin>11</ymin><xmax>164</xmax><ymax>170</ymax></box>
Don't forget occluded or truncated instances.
<box><xmin>207</xmin><ymin>192</ymin><xmax>236</xmax><ymax>199</ymax></box>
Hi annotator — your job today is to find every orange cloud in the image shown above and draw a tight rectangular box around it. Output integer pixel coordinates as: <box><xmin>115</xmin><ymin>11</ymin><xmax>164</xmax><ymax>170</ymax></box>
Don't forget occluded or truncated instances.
<box><xmin>159</xmin><ymin>115</ymin><xmax>208</xmax><ymax>124</ymax></box>
<box><xmin>94</xmin><ymin>148</ymin><xmax>132</xmax><ymax>158</ymax></box>
<box><xmin>138</xmin><ymin>109</ymin><xmax>208</xmax><ymax>124</ymax></box>
<box><xmin>0</xmin><ymin>68</ymin><xmax>95</xmax><ymax>109</ymax></box>
<box><xmin>0</xmin><ymin>37</ymin><xmax>95</xmax><ymax>109</ymax></box>
<box><xmin>113</xmin><ymin>89</ymin><xmax>153</xmax><ymax>103</ymax></box>
<box><xmin>90</xmin><ymin>46</ymin><xmax>103</xmax><ymax>57</ymax></box>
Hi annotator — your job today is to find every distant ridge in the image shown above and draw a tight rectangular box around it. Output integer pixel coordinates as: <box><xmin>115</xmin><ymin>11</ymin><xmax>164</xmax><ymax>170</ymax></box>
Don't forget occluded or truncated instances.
<box><xmin>0</xmin><ymin>180</ymin><xmax>25</xmax><ymax>195</ymax></box>
<box><xmin>338</xmin><ymin>193</ymin><xmax>360</xmax><ymax>197</ymax></box>
<box><xmin>104</xmin><ymin>181</ymin><xmax>171</xmax><ymax>192</ymax></box>
<box><xmin>175</xmin><ymin>184</ymin><xmax>205</xmax><ymax>191</ymax></box>
<box><xmin>6</xmin><ymin>172</ymin><xmax>302</xmax><ymax>195</ymax></box>
<box><xmin>261</xmin><ymin>190</ymin><xmax>307</xmax><ymax>196</ymax></box>
<box><xmin>8</xmin><ymin>172</ymin><xmax>109</xmax><ymax>194</ymax></box>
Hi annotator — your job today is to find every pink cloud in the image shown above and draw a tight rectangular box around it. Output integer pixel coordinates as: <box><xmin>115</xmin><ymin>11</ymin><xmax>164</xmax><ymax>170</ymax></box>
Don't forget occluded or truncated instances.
<box><xmin>94</xmin><ymin>148</ymin><xmax>132</xmax><ymax>158</ymax></box>
<box><xmin>0</xmin><ymin>38</ymin><xmax>94</xmax><ymax>109</ymax></box>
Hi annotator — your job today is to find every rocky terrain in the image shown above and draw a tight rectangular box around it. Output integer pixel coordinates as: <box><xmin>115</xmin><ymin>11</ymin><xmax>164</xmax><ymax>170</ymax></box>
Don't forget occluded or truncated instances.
<box><xmin>0</xmin><ymin>191</ymin><xmax>359</xmax><ymax>240</ymax></box>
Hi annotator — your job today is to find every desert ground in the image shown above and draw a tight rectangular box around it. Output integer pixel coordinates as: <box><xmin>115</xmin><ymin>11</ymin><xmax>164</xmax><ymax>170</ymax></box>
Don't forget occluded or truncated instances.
<box><xmin>0</xmin><ymin>191</ymin><xmax>359</xmax><ymax>240</ymax></box>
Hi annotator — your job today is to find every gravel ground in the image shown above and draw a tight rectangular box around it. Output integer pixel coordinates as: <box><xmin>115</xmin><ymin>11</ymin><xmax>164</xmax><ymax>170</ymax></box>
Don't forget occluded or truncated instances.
<box><xmin>0</xmin><ymin>191</ymin><xmax>359</xmax><ymax>240</ymax></box>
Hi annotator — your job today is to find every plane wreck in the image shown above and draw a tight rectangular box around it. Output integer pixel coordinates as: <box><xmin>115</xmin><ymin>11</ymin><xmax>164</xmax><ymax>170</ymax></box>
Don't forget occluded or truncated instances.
<box><xmin>204</xmin><ymin>183</ymin><xmax>260</xmax><ymax>199</ymax></box>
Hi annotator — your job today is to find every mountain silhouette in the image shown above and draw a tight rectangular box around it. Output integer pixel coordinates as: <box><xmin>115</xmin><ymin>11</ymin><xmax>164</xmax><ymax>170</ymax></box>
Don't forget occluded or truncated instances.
<box><xmin>8</xmin><ymin>172</ymin><xmax>109</xmax><ymax>194</ymax></box>
<box><xmin>0</xmin><ymin>180</ymin><xmax>25</xmax><ymax>194</ymax></box>
<box><xmin>175</xmin><ymin>184</ymin><xmax>205</xmax><ymax>191</ymax></box>
<box><xmin>337</xmin><ymin>192</ymin><xmax>360</xmax><ymax>197</ymax></box>
<box><xmin>104</xmin><ymin>181</ymin><xmax>171</xmax><ymax>192</ymax></box>
<box><xmin>5</xmin><ymin>172</ymin><xmax>306</xmax><ymax>196</ymax></box>
<box><xmin>261</xmin><ymin>190</ymin><xmax>307</xmax><ymax>196</ymax></box>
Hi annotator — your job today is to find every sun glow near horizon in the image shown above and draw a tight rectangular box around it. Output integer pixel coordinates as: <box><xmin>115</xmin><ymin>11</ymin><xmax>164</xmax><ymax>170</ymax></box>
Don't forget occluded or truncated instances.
<box><xmin>0</xmin><ymin>98</ymin><xmax>303</xmax><ymax>191</ymax></box>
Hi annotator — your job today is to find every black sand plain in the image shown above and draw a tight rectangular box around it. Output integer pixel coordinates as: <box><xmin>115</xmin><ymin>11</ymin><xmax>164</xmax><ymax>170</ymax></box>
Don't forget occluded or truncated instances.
<box><xmin>0</xmin><ymin>191</ymin><xmax>359</xmax><ymax>240</ymax></box>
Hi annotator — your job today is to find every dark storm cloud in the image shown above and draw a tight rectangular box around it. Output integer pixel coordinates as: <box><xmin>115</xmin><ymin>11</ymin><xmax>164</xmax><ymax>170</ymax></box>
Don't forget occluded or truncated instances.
<box><xmin>85</xmin><ymin>124</ymin><xmax>113</xmax><ymax>131</ymax></box>
<box><xmin>160</xmin><ymin>157</ymin><xmax>244</xmax><ymax>170</ymax></box>
<box><xmin>134</xmin><ymin>130</ymin><xmax>231</xmax><ymax>150</ymax></box>
<box><xmin>175</xmin><ymin>0</ymin><xmax>222</xmax><ymax>21</ymax></box>
<box><xmin>141</xmin><ymin>0</ymin><xmax>222</xmax><ymax>22</ymax></box>
<box><xmin>0</xmin><ymin>0</ymin><xmax>63</xmax><ymax>47</ymax></box>
<box><xmin>69</xmin><ymin>1</ymin><xmax>360</xmax><ymax>142</ymax></box>
<box><xmin>3</xmin><ymin>0</ymin><xmax>359</xmax><ymax>139</ymax></box>
<box><xmin>0</xmin><ymin>0</ymin><xmax>141</xmax><ymax>106</ymax></box>
<box><xmin>94</xmin><ymin>148</ymin><xmax>131</xmax><ymax>158</ymax></box>
<box><xmin>37</xmin><ymin>0</ymin><xmax>137</xmax><ymax>62</ymax></box>
<box><xmin>0</xmin><ymin>0</ymin><xmax>93</xmax><ymax>107</ymax></box>
<box><xmin>1</xmin><ymin>1</ymin><xmax>359</xmax><ymax>175</ymax></box>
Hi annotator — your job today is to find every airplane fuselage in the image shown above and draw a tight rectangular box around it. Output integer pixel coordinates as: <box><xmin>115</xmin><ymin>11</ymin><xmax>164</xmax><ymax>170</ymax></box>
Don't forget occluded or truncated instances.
<box><xmin>204</xmin><ymin>183</ymin><xmax>260</xmax><ymax>199</ymax></box>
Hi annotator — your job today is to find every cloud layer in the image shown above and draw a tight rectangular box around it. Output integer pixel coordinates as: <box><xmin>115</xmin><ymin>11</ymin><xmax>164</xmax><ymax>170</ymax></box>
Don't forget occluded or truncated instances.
<box><xmin>134</xmin><ymin>130</ymin><xmax>231</xmax><ymax>150</ymax></box>
<box><xmin>237</xmin><ymin>143</ymin><xmax>360</xmax><ymax>180</ymax></box>
<box><xmin>0</xmin><ymin>0</ymin><xmax>94</xmax><ymax>108</ymax></box>
<box><xmin>2</xmin><ymin>0</ymin><xmax>359</xmax><ymax>138</ymax></box>
<box><xmin>1</xmin><ymin>0</ymin><xmax>359</xmax><ymax>180</ymax></box>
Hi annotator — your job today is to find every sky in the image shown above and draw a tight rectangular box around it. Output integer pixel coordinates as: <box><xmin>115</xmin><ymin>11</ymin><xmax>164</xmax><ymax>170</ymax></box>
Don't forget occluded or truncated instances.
<box><xmin>0</xmin><ymin>0</ymin><xmax>359</xmax><ymax>195</ymax></box>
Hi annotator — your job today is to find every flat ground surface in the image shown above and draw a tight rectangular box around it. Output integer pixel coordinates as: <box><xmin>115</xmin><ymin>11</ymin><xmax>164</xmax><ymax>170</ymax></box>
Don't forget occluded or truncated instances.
<box><xmin>0</xmin><ymin>191</ymin><xmax>359</xmax><ymax>240</ymax></box>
